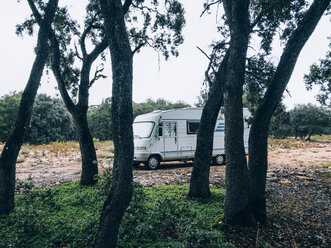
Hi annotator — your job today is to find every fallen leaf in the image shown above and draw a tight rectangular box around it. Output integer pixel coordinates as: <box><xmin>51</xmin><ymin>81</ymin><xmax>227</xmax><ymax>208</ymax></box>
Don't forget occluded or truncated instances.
<box><xmin>296</xmin><ymin>176</ymin><xmax>310</xmax><ymax>180</ymax></box>
<box><xmin>280</xmin><ymin>180</ymin><xmax>291</xmax><ymax>184</ymax></box>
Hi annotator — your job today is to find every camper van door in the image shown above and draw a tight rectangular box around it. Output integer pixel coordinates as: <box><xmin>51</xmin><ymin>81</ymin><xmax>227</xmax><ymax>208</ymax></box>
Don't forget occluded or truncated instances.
<box><xmin>163</xmin><ymin>121</ymin><xmax>178</xmax><ymax>160</ymax></box>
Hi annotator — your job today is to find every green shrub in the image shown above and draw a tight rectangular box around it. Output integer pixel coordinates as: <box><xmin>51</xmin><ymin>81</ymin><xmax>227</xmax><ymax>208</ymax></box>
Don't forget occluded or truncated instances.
<box><xmin>0</xmin><ymin>177</ymin><xmax>233</xmax><ymax>248</ymax></box>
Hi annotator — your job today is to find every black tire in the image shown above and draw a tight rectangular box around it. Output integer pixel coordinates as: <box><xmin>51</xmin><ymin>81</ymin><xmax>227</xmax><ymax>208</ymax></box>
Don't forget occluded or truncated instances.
<box><xmin>145</xmin><ymin>155</ymin><xmax>160</xmax><ymax>170</ymax></box>
<box><xmin>213</xmin><ymin>154</ymin><xmax>225</xmax><ymax>165</ymax></box>
<box><xmin>132</xmin><ymin>162</ymin><xmax>141</xmax><ymax>167</ymax></box>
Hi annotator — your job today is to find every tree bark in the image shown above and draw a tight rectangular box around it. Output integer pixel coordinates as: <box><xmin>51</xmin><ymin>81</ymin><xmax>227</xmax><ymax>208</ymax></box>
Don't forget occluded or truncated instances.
<box><xmin>73</xmin><ymin>112</ymin><xmax>98</xmax><ymax>185</ymax></box>
<box><xmin>188</xmin><ymin>51</ymin><xmax>229</xmax><ymax>199</ymax></box>
<box><xmin>0</xmin><ymin>0</ymin><xmax>58</xmax><ymax>214</ymax></box>
<box><xmin>223</xmin><ymin>0</ymin><xmax>253</xmax><ymax>225</ymax></box>
<box><xmin>95</xmin><ymin>0</ymin><xmax>134</xmax><ymax>247</ymax></box>
<box><xmin>248</xmin><ymin>0</ymin><xmax>330</xmax><ymax>223</ymax></box>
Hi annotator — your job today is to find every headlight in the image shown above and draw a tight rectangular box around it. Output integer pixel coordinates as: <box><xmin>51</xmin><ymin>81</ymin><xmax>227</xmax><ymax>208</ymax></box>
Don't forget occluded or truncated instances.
<box><xmin>135</xmin><ymin>146</ymin><xmax>147</xmax><ymax>151</ymax></box>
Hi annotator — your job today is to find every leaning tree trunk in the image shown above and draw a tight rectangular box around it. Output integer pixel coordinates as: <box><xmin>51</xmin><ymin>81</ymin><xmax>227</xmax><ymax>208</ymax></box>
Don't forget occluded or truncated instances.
<box><xmin>95</xmin><ymin>0</ymin><xmax>134</xmax><ymax>247</ymax></box>
<box><xmin>223</xmin><ymin>0</ymin><xmax>253</xmax><ymax>225</ymax></box>
<box><xmin>73</xmin><ymin>112</ymin><xmax>98</xmax><ymax>185</ymax></box>
<box><xmin>248</xmin><ymin>0</ymin><xmax>330</xmax><ymax>224</ymax></box>
<box><xmin>188</xmin><ymin>51</ymin><xmax>229</xmax><ymax>199</ymax></box>
<box><xmin>0</xmin><ymin>0</ymin><xmax>58</xmax><ymax>214</ymax></box>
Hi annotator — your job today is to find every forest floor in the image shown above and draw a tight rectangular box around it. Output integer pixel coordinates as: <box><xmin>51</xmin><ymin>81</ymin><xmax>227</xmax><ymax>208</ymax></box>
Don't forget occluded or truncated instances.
<box><xmin>1</xmin><ymin>137</ymin><xmax>330</xmax><ymax>247</ymax></box>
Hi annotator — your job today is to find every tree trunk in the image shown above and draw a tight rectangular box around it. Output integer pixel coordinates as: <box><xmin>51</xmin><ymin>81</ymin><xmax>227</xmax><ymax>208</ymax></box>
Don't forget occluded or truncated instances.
<box><xmin>306</xmin><ymin>131</ymin><xmax>313</xmax><ymax>142</ymax></box>
<box><xmin>223</xmin><ymin>0</ymin><xmax>252</xmax><ymax>225</ymax></box>
<box><xmin>0</xmin><ymin>0</ymin><xmax>58</xmax><ymax>214</ymax></box>
<box><xmin>188</xmin><ymin>51</ymin><xmax>229</xmax><ymax>199</ymax></box>
<box><xmin>248</xmin><ymin>0</ymin><xmax>330</xmax><ymax>223</ymax></box>
<box><xmin>95</xmin><ymin>0</ymin><xmax>134</xmax><ymax>247</ymax></box>
<box><xmin>73</xmin><ymin>112</ymin><xmax>98</xmax><ymax>185</ymax></box>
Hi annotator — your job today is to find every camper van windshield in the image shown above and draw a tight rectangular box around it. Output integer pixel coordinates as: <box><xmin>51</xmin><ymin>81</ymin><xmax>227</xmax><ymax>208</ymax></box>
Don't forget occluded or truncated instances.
<box><xmin>133</xmin><ymin>122</ymin><xmax>155</xmax><ymax>139</ymax></box>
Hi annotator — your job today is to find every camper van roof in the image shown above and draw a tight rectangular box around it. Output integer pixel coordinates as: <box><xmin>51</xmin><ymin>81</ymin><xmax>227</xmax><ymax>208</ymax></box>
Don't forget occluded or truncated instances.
<box><xmin>134</xmin><ymin>108</ymin><xmax>250</xmax><ymax>122</ymax></box>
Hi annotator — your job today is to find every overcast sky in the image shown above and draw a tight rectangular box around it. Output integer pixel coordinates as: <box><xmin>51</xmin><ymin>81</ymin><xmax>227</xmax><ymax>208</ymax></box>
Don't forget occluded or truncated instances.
<box><xmin>0</xmin><ymin>0</ymin><xmax>329</xmax><ymax>109</ymax></box>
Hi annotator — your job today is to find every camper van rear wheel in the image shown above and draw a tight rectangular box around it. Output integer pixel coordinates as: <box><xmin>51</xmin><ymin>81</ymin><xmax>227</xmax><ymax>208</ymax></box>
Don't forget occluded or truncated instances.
<box><xmin>213</xmin><ymin>155</ymin><xmax>225</xmax><ymax>165</ymax></box>
<box><xmin>146</xmin><ymin>155</ymin><xmax>160</xmax><ymax>170</ymax></box>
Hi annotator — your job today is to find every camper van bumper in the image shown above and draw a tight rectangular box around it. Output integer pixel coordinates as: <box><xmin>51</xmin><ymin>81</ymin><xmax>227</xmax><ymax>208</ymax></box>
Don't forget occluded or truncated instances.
<box><xmin>133</xmin><ymin>152</ymin><xmax>150</xmax><ymax>162</ymax></box>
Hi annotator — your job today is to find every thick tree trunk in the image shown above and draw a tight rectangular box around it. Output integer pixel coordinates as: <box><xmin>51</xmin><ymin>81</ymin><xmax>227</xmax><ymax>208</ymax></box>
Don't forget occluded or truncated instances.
<box><xmin>248</xmin><ymin>0</ymin><xmax>330</xmax><ymax>223</ymax></box>
<box><xmin>95</xmin><ymin>0</ymin><xmax>134</xmax><ymax>247</ymax></box>
<box><xmin>73</xmin><ymin>112</ymin><xmax>98</xmax><ymax>185</ymax></box>
<box><xmin>0</xmin><ymin>0</ymin><xmax>58</xmax><ymax>214</ymax></box>
<box><xmin>223</xmin><ymin>0</ymin><xmax>252</xmax><ymax>225</ymax></box>
<box><xmin>188</xmin><ymin>51</ymin><xmax>229</xmax><ymax>199</ymax></box>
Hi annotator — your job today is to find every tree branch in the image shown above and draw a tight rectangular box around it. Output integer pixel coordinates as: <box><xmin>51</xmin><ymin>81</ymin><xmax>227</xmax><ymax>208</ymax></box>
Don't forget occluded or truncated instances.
<box><xmin>27</xmin><ymin>0</ymin><xmax>43</xmax><ymax>24</ymax></box>
<box><xmin>89</xmin><ymin>67</ymin><xmax>107</xmax><ymax>88</ymax></box>
<box><xmin>250</xmin><ymin>10</ymin><xmax>264</xmax><ymax>31</ymax></box>
<box><xmin>74</xmin><ymin>43</ymin><xmax>83</xmax><ymax>61</ymax></box>
<box><xmin>132</xmin><ymin>42</ymin><xmax>146</xmax><ymax>55</ymax></box>
<box><xmin>123</xmin><ymin>0</ymin><xmax>132</xmax><ymax>14</ymax></box>
<box><xmin>80</xmin><ymin>23</ymin><xmax>95</xmax><ymax>58</ymax></box>
<box><xmin>196</xmin><ymin>46</ymin><xmax>216</xmax><ymax>74</ymax></box>
<box><xmin>200</xmin><ymin>0</ymin><xmax>222</xmax><ymax>18</ymax></box>
<box><xmin>50</xmin><ymin>35</ymin><xmax>77</xmax><ymax>113</ymax></box>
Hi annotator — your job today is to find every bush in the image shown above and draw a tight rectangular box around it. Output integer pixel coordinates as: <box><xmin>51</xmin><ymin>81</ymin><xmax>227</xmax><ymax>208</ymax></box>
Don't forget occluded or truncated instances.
<box><xmin>0</xmin><ymin>179</ymin><xmax>234</xmax><ymax>248</ymax></box>
<box><xmin>25</xmin><ymin>94</ymin><xmax>76</xmax><ymax>144</ymax></box>
<box><xmin>0</xmin><ymin>92</ymin><xmax>21</xmax><ymax>142</ymax></box>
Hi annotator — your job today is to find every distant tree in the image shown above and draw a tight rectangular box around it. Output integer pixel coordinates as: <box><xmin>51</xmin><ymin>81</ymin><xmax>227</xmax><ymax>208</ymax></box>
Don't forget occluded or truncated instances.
<box><xmin>268</xmin><ymin>104</ymin><xmax>292</xmax><ymax>139</ymax></box>
<box><xmin>0</xmin><ymin>0</ymin><xmax>58</xmax><ymax>214</ymax></box>
<box><xmin>95</xmin><ymin>0</ymin><xmax>185</xmax><ymax>247</ymax></box>
<box><xmin>0</xmin><ymin>92</ymin><xmax>21</xmax><ymax>142</ymax></box>
<box><xmin>0</xmin><ymin>93</ymin><xmax>76</xmax><ymax>144</ymax></box>
<box><xmin>88</xmin><ymin>98</ymin><xmax>112</xmax><ymax>141</ymax></box>
<box><xmin>133</xmin><ymin>98</ymin><xmax>190</xmax><ymax>118</ymax></box>
<box><xmin>25</xmin><ymin>94</ymin><xmax>76</xmax><ymax>144</ymax></box>
<box><xmin>290</xmin><ymin>104</ymin><xmax>331</xmax><ymax>140</ymax></box>
<box><xmin>304</xmin><ymin>38</ymin><xmax>331</xmax><ymax>108</ymax></box>
<box><xmin>87</xmin><ymin>98</ymin><xmax>189</xmax><ymax>142</ymax></box>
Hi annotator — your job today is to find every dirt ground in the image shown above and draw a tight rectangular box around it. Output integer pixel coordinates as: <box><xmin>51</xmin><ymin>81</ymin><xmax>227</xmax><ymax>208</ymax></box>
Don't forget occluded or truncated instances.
<box><xmin>7</xmin><ymin>140</ymin><xmax>330</xmax><ymax>187</ymax></box>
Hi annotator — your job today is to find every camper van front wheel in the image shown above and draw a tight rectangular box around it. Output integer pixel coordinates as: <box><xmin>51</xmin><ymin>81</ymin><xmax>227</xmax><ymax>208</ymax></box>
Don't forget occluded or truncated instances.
<box><xmin>146</xmin><ymin>156</ymin><xmax>160</xmax><ymax>170</ymax></box>
<box><xmin>213</xmin><ymin>155</ymin><xmax>225</xmax><ymax>165</ymax></box>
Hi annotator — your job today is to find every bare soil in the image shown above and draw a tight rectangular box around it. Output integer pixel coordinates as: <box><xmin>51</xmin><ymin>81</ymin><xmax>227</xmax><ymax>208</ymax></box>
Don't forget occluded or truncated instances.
<box><xmin>7</xmin><ymin>140</ymin><xmax>330</xmax><ymax>187</ymax></box>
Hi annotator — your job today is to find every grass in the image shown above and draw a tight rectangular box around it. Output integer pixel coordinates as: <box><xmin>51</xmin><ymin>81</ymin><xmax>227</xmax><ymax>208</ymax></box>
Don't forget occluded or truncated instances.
<box><xmin>268</xmin><ymin>134</ymin><xmax>331</xmax><ymax>150</ymax></box>
<box><xmin>310</xmin><ymin>134</ymin><xmax>331</xmax><ymax>142</ymax></box>
<box><xmin>0</xmin><ymin>172</ymin><xmax>233</xmax><ymax>248</ymax></box>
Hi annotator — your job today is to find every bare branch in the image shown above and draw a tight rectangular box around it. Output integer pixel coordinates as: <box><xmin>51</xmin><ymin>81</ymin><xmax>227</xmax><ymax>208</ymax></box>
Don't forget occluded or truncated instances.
<box><xmin>196</xmin><ymin>46</ymin><xmax>216</xmax><ymax>74</ymax></box>
<box><xmin>74</xmin><ymin>43</ymin><xmax>83</xmax><ymax>61</ymax></box>
<box><xmin>250</xmin><ymin>10</ymin><xmax>264</xmax><ymax>31</ymax></box>
<box><xmin>132</xmin><ymin>42</ymin><xmax>146</xmax><ymax>55</ymax></box>
<box><xmin>89</xmin><ymin>67</ymin><xmax>107</xmax><ymax>88</ymax></box>
<box><xmin>131</xmin><ymin>3</ymin><xmax>162</xmax><ymax>15</ymax></box>
<box><xmin>200</xmin><ymin>0</ymin><xmax>222</xmax><ymax>18</ymax></box>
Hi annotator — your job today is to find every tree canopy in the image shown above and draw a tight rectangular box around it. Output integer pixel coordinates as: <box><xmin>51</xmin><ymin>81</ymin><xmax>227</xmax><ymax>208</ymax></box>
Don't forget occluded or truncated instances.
<box><xmin>304</xmin><ymin>38</ymin><xmax>331</xmax><ymax>108</ymax></box>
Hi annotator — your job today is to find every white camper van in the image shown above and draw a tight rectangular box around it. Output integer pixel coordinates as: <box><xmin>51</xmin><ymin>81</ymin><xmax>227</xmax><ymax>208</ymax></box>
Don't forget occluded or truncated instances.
<box><xmin>133</xmin><ymin>108</ymin><xmax>250</xmax><ymax>169</ymax></box>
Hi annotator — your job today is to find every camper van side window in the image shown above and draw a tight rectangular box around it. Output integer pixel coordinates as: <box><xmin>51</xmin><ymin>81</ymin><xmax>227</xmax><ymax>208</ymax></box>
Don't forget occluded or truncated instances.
<box><xmin>187</xmin><ymin>121</ymin><xmax>200</xmax><ymax>134</ymax></box>
<box><xmin>164</xmin><ymin>122</ymin><xmax>176</xmax><ymax>137</ymax></box>
<box><xmin>158</xmin><ymin>123</ymin><xmax>163</xmax><ymax>136</ymax></box>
